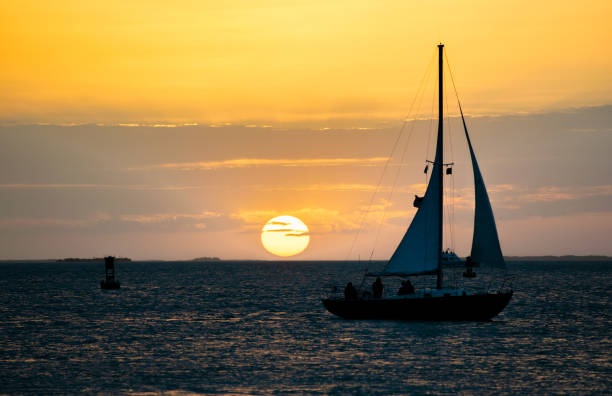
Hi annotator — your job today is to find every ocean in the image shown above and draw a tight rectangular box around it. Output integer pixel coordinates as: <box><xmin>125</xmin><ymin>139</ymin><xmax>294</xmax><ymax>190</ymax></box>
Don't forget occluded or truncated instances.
<box><xmin>0</xmin><ymin>260</ymin><xmax>609</xmax><ymax>395</ymax></box>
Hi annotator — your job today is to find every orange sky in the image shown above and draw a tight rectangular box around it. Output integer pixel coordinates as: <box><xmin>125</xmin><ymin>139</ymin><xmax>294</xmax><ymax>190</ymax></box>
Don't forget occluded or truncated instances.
<box><xmin>1</xmin><ymin>2</ymin><xmax>612</xmax><ymax>260</ymax></box>
<box><xmin>1</xmin><ymin>1</ymin><xmax>611</xmax><ymax>124</ymax></box>
<box><xmin>1</xmin><ymin>106</ymin><xmax>612</xmax><ymax>260</ymax></box>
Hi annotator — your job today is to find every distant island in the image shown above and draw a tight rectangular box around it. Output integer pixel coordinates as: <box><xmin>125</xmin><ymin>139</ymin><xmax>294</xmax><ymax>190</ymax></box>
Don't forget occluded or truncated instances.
<box><xmin>504</xmin><ymin>255</ymin><xmax>611</xmax><ymax>261</ymax></box>
<box><xmin>56</xmin><ymin>257</ymin><xmax>132</xmax><ymax>262</ymax></box>
<box><xmin>191</xmin><ymin>256</ymin><xmax>221</xmax><ymax>262</ymax></box>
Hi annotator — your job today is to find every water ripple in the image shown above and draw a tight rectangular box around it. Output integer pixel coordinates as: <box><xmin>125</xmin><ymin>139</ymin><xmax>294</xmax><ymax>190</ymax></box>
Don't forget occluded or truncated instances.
<box><xmin>0</xmin><ymin>260</ymin><xmax>610</xmax><ymax>394</ymax></box>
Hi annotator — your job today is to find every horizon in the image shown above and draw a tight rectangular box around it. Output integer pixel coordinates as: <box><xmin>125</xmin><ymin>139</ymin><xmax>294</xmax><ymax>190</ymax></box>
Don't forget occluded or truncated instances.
<box><xmin>2</xmin><ymin>254</ymin><xmax>612</xmax><ymax>262</ymax></box>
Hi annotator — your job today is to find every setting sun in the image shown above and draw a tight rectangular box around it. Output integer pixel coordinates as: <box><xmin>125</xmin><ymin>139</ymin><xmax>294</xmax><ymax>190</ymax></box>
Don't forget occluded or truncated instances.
<box><xmin>261</xmin><ymin>216</ymin><xmax>310</xmax><ymax>257</ymax></box>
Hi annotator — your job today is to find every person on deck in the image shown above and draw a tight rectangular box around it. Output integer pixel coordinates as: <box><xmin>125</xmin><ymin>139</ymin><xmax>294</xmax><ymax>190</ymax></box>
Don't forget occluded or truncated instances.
<box><xmin>344</xmin><ymin>282</ymin><xmax>358</xmax><ymax>300</ymax></box>
<box><xmin>398</xmin><ymin>279</ymin><xmax>415</xmax><ymax>295</ymax></box>
<box><xmin>372</xmin><ymin>277</ymin><xmax>384</xmax><ymax>298</ymax></box>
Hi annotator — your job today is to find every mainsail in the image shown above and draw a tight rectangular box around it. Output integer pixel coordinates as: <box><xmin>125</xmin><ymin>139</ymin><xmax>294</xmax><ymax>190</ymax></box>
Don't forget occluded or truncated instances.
<box><xmin>383</xmin><ymin>155</ymin><xmax>441</xmax><ymax>276</ymax></box>
<box><xmin>380</xmin><ymin>44</ymin><xmax>445</xmax><ymax>278</ymax></box>
<box><xmin>460</xmin><ymin>110</ymin><xmax>506</xmax><ymax>268</ymax></box>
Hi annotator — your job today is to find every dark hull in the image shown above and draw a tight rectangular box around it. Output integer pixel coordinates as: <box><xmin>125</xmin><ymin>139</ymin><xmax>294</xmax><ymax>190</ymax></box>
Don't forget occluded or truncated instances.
<box><xmin>322</xmin><ymin>292</ymin><xmax>512</xmax><ymax>321</ymax></box>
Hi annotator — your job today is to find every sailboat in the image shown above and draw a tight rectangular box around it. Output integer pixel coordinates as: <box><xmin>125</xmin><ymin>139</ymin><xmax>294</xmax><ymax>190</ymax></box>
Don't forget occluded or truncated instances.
<box><xmin>322</xmin><ymin>44</ymin><xmax>512</xmax><ymax>321</ymax></box>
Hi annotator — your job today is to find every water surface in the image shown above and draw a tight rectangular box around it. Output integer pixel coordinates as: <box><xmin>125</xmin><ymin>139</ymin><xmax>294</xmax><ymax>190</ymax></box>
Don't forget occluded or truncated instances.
<box><xmin>0</xmin><ymin>260</ymin><xmax>609</xmax><ymax>394</ymax></box>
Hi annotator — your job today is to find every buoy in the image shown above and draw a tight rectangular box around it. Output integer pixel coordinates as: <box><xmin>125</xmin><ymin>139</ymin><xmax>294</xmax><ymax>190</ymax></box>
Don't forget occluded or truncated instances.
<box><xmin>100</xmin><ymin>256</ymin><xmax>121</xmax><ymax>289</ymax></box>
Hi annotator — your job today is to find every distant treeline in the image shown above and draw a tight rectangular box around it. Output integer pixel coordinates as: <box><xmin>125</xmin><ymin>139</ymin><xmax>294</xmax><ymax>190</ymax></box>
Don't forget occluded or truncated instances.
<box><xmin>191</xmin><ymin>256</ymin><xmax>221</xmax><ymax>262</ymax></box>
<box><xmin>56</xmin><ymin>257</ymin><xmax>132</xmax><ymax>262</ymax></box>
<box><xmin>505</xmin><ymin>255</ymin><xmax>611</xmax><ymax>261</ymax></box>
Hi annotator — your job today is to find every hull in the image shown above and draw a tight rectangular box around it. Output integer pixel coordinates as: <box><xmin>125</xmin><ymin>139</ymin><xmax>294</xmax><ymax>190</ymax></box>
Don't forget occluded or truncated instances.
<box><xmin>322</xmin><ymin>291</ymin><xmax>512</xmax><ymax>321</ymax></box>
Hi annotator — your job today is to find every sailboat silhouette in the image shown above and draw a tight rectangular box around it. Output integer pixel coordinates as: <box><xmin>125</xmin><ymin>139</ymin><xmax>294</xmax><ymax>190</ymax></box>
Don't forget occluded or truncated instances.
<box><xmin>322</xmin><ymin>44</ymin><xmax>513</xmax><ymax>321</ymax></box>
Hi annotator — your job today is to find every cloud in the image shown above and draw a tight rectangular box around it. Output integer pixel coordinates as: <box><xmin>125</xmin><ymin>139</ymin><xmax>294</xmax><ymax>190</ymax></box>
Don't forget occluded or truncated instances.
<box><xmin>0</xmin><ymin>213</ymin><xmax>111</xmax><ymax>229</ymax></box>
<box><xmin>0</xmin><ymin>184</ymin><xmax>199</xmax><ymax>191</ymax></box>
<box><xmin>519</xmin><ymin>185</ymin><xmax>612</xmax><ymax>203</ymax></box>
<box><xmin>426</xmin><ymin>184</ymin><xmax>612</xmax><ymax>212</ymax></box>
<box><xmin>486</xmin><ymin>184</ymin><xmax>612</xmax><ymax>204</ymax></box>
<box><xmin>4</xmin><ymin>184</ymin><xmax>608</xmax><ymax>237</ymax></box>
<box><xmin>262</xmin><ymin>183</ymin><xmax>426</xmax><ymax>192</ymax></box>
<box><xmin>488</xmin><ymin>184</ymin><xmax>519</xmax><ymax>193</ymax></box>
<box><xmin>116</xmin><ymin>123</ymin><xmax>179</xmax><ymax>128</ymax></box>
<box><xmin>284</xmin><ymin>232</ymin><xmax>310</xmax><ymax>237</ymax></box>
<box><xmin>437</xmin><ymin>184</ymin><xmax>612</xmax><ymax>220</ymax></box>
<box><xmin>568</xmin><ymin>127</ymin><xmax>612</xmax><ymax>133</ymax></box>
<box><xmin>119</xmin><ymin>211</ymin><xmax>222</xmax><ymax>224</ymax></box>
<box><xmin>112</xmin><ymin>211</ymin><xmax>236</xmax><ymax>233</ymax></box>
<box><xmin>230</xmin><ymin>210</ymin><xmax>277</xmax><ymax>225</ymax></box>
<box><xmin>154</xmin><ymin>157</ymin><xmax>388</xmax><ymax>171</ymax></box>
<box><xmin>500</xmin><ymin>211</ymin><xmax>612</xmax><ymax>255</ymax></box>
<box><xmin>232</xmin><ymin>204</ymin><xmax>414</xmax><ymax>236</ymax></box>
<box><xmin>0</xmin><ymin>211</ymin><xmax>227</xmax><ymax>233</ymax></box>
<box><xmin>261</xmin><ymin>227</ymin><xmax>310</xmax><ymax>237</ymax></box>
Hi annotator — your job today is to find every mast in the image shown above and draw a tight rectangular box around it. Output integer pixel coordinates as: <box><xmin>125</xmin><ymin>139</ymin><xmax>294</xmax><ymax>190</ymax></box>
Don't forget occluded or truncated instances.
<box><xmin>436</xmin><ymin>43</ymin><xmax>444</xmax><ymax>289</ymax></box>
<box><xmin>378</xmin><ymin>43</ymin><xmax>449</xmax><ymax>280</ymax></box>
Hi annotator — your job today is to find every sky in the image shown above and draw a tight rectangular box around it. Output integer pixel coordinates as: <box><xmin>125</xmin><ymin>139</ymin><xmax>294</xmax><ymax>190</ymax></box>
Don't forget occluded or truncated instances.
<box><xmin>1</xmin><ymin>1</ymin><xmax>611</xmax><ymax>259</ymax></box>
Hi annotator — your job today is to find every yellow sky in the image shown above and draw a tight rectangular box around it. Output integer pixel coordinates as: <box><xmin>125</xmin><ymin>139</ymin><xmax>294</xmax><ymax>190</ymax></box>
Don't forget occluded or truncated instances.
<box><xmin>1</xmin><ymin>0</ymin><xmax>611</xmax><ymax>124</ymax></box>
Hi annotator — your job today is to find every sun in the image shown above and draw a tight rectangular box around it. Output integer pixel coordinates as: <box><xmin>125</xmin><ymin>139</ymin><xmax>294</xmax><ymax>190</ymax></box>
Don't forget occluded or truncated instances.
<box><xmin>261</xmin><ymin>215</ymin><xmax>310</xmax><ymax>257</ymax></box>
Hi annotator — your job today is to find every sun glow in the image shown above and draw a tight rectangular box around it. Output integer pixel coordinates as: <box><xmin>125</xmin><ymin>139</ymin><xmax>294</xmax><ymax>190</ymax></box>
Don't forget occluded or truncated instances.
<box><xmin>261</xmin><ymin>216</ymin><xmax>310</xmax><ymax>257</ymax></box>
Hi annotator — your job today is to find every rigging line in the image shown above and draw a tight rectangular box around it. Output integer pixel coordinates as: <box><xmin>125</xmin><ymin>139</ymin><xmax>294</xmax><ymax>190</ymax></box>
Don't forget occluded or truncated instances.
<box><xmin>368</xmin><ymin>64</ymin><xmax>432</xmax><ymax>261</ymax></box>
<box><xmin>425</xmin><ymin>65</ymin><xmax>437</xmax><ymax>164</ymax></box>
<box><xmin>450</xmin><ymin>171</ymin><xmax>455</xmax><ymax>249</ymax></box>
<box><xmin>440</xmin><ymin>66</ymin><xmax>449</xmax><ymax>250</ymax></box>
<box><xmin>445</xmin><ymin>65</ymin><xmax>455</xmax><ymax>163</ymax></box>
<box><xmin>443</xmin><ymin>69</ymin><xmax>449</xmax><ymax>249</ymax></box>
<box><xmin>444</xmin><ymin>50</ymin><xmax>467</xmax><ymax>127</ymax></box>
<box><xmin>446</xmin><ymin>51</ymin><xmax>468</xmax><ymax>251</ymax></box>
<box><xmin>443</xmin><ymin>60</ymin><xmax>455</xmax><ymax>251</ymax></box>
<box><xmin>424</xmin><ymin>62</ymin><xmax>437</xmax><ymax>190</ymax></box>
<box><xmin>451</xmin><ymin>182</ymin><xmax>454</xmax><ymax>252</ymax></box>
<box><xmin>346</xmin><ymin>122</ymin><xmax>403</xmax><ymax>261</ymax></box>
<box><xmin>367</xmin><ymin>58</ymin><xmax>434</xmax><ymax>261</ymax></box>
<box><xmin>345</xmin><ymin>48</ymin><xmax>435</xmax><ymax>261</ymax></box>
